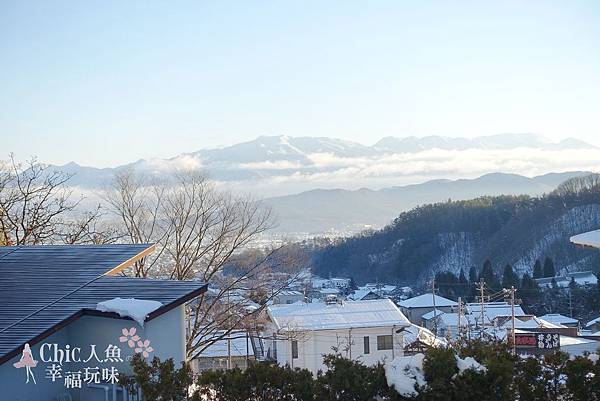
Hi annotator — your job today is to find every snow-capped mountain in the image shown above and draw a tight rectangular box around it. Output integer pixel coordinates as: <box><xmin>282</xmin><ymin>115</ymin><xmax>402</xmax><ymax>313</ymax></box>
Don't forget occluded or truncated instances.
<box><xmin>46</xmin><ymin>133</ymin><xmax>599</xmax><ymax>198</ymax></box>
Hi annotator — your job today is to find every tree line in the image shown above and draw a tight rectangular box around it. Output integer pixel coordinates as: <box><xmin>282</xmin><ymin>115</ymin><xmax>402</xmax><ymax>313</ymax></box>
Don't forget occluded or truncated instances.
<box><xmin>311</xmin><ymin>174</ymin><xmax>600</xmax><ymax>285</ymax></box>
<box><xmin>119</xmin><ymin>340</ymin><xmax>600</xmax><ymax>401</ymax></box>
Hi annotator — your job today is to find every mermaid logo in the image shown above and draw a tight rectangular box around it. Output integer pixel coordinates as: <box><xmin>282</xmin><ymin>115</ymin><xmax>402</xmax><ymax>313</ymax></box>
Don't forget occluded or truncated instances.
<box><xmin>13</xmin><ymin>343</ymin><xmax>38</xmax><ymax>384</ymax></box>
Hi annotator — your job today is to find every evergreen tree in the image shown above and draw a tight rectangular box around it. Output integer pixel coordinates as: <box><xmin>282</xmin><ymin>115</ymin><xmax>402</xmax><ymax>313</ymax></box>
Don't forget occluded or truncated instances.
<box><xmin>480</xmin><ymin>259</ymin><xmax>500</xmax><ymax>290</ymax></box>
<box><xmin>532</xmin><ymin>259</ymin><xmax>543</xmax><ymax>279</ymax></box>
<box><xmin>469</xmin><ymin>266</ymin><xmax>478</xmax><ymax>283</ymax></box>
<box><xmin>501</xmin><ymin>264</ymin><xmax>518</xmax><ymax>289</ymax></box>
<box><xmin>543</xmin><ymin>257</ymin><xmax>556</xmax><ymax>278</ymax></box>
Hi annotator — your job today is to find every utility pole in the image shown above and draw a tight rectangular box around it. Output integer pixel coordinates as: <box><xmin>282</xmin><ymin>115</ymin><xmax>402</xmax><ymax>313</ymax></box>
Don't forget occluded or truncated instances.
<box><xmin>569</xmin><ymin>290</ymin><xmax>573</xmax><ymax>318</ymax></box>
<box><xmin>478</xmin><ymin>278</ymin><xmax>485</xmax><ymax>338</ymax></box>
<box><xmin>510</xmin><ymin>286</ymin><xmax>516</xmax><ymax>356</ymax></box>
<box><xmin>227</xmin><ymin>290</ymin><xmax>232</xmax><ymax>369</ymax></box>
<box><xmin>246</xmin><ymin>332</ymin><xmax>250</xmax><ymax>367</ymax></box>
<box><xmin>348</xmin><ymin>328</ymin><xmax>353</xmax><ymax>360</ymax></box>
<box><xmin>457</xmin><ymin>297</ymin><xmax>462</xmax><ymax>339</ymax></box>
<box><xmin>431</xmin><ymin>277</ymin><xmax>438</xmax><ymax>336</ymax></box>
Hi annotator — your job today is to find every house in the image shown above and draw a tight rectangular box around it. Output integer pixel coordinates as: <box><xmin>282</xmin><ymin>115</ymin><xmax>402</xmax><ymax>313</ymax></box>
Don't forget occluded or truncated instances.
<box><xmin>272</xmin><ymin>290</ymin><xmax>305</xmax><ymax>305</ymax></box>
<box><xmin>538</xmin><ymin>314</ymin><xmax>579</xmax><ymax>328</ymax></box>
<box><xmin>466</xmin><ymin>302</ymin><xmax>525</xmax><ymax>327</ymax></box>
<box><xmin>362</xmin><ymin>283</ymin><xmax>397</xmax><ymax>295</ymax></box>
<box><xmin>264</xmin><ymin>299</ymin><xmax>411</xmax><ymax>373</ymax></box>
<box><xmin>192</xmin><ymin>331</ymin><xmax>255</xmax><ymax>372</ymax></box>
<box><xmin>534</xmin><ymin>271</ymin><xmax>598</xmax><ymax>288</ymax></box>
<box><xmin>585</xmin><ymin>316</ymin><xmax>600</xmax><ymax>333</ymax></box>
<box><xmin>349</xmin><ymin>288</ymin><xmax>382</xmax><ymax>301</ymax></box>
<box><xmin>422</xmin><ymin>311</ymin><xmax>472</xmax><ymax>339</ymax></box>
<box><xmin>398</xmin><ymin>293</ymin><xmax>457</xmax><ymax>325</ymax></box>
<box><xmin>0</xmin><ymin>245</ymin><xmax>207</xmax><ymax>401</ymax></box>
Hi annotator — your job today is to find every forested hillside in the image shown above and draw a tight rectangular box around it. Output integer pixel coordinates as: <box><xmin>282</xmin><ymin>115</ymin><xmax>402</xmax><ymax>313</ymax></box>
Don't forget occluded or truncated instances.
<box><xmin>312</xmin><ymin>175</ymin><xmax>600</xmax><ymax>284</ymax></box>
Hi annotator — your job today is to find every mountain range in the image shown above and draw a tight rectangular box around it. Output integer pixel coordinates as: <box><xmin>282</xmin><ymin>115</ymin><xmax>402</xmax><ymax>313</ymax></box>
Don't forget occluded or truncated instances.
<box><xmin>48</xmin><ymin>133</ymin><xmax>598</xmax><ymax>196</ymax></box>
<box><xmin>264</xmin><ymin>171</ymin><xmax>589</xmax><ymax>233</ymax></box>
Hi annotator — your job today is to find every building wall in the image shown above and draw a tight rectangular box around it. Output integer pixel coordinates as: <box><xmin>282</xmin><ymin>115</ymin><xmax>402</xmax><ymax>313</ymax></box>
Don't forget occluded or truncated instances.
<box><xmin>274</xmin><ymin>326</ymin><xmax>404</xmax><ymax>374</ymax></box>
<box><xmin>0</xmin><ymin>305</ymin><xmax>185</xmax><ymax>401</ymax></box>
<box><xmin>0</xmin><ymin>328</ymin><xmax>69</xmax><ymax>401</ymax></box>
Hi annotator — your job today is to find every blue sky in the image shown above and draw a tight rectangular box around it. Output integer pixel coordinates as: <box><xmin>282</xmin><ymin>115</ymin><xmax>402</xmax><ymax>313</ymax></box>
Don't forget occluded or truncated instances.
<box><xmin>1</xmin><ymin>0</ymin><xmax>599</xmax><ymax>167</ymax></box>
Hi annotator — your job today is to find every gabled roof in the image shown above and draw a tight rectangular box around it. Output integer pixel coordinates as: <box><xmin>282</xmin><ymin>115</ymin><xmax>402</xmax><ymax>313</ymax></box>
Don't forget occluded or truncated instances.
<box><xmin>398</xmin><ymin>293</ymin><xmax>457</xmax><ymax>308</ymax></box>
<box><xmin>349</xmin><ymin>288</ymin><xmax>382</xmax><ymax>301</ymax></box>
<box><xmin>539</xmin><ymin>313</ymin><xmax>579</xmax><ymax>325</ymax></box>
<box><xmin>268</xmin><ymin>299</ymin><xmax>410</xmax><ymax>331</ymax></box>
<box><xmin>586</xmin><ymin>316</ymin><xmax>600</xmax><ymax>328</ymax></box>
<box><xmin>570</xmin><ymin>229</ymin><xmax>600</xmax><ymax>249</ymax></box>
<box><xmin>0</xmin><ymin>245</ymin><xmax>207</xmax><ymax>365</ymax></box>
<box><xmin>466</xmin><ymin>302</ymin><xmax>525</xmax><ymax>323</ymax></box>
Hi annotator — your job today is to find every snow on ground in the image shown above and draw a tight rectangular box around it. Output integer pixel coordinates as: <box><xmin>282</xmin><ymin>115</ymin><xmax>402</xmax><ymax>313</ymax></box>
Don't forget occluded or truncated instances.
<box><xmin>385</xmin><ymin>353</ymin><xmax>426</xmax><ymax>397</ymax></box>
<box><xmin>96</xmin><ymin>298</ymin><xmax>163</xmax><ymax>326</ymax></box>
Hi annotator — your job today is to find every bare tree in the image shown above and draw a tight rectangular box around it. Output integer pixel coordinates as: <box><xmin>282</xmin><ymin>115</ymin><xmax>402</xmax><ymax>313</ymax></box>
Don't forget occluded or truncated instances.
<box><xmin>187</xmin><ymin>245</ymin><xmax>307</xmax><ymax>360</ymax></box>
<box><xmin>553</xmin><ymin>173</ymin><xmax>600</xmax><ymax>197</ymax></box>
<box><xmin>104</xmin><ymin>169</ymin><xmax>308</xmax><ymax>359</ymax></box>
<box><xmin>61</xmin><ymin>205</ymin><xmax>122</xmax><ymax>245</ymax></box>
<box><xmin>103</xmin><ymin>169</ymin><xmax>170</xmax><ymax>276</ymax></box>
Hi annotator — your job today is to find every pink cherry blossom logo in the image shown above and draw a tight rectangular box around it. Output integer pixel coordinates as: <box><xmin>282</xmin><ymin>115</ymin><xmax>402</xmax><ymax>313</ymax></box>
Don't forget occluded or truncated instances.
<box><xmin>119</xmin><ymin>327</ymin><xmax>154</xmax><ymax>358</ymax></box>
<box><xmin>135</xmin><ymin>339</ymin><xmax>154</xmax><ymax>358</ymax></box>
<box><xmin>119</xmin><ymin>327</ymin><xmax>141</xmax><ymax>348</ymax></box>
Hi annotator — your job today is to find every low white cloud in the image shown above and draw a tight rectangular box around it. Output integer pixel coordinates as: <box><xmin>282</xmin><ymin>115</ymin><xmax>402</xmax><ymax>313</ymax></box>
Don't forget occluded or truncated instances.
<box><xmin>219</xmin><ymin>147</ymin><xmax>600</xmax><ymax>197</ymax></box>
<box><xmin>238</xmin><ymin>160</ymin><xmax>305</xmax><ymax>170</ymax></box>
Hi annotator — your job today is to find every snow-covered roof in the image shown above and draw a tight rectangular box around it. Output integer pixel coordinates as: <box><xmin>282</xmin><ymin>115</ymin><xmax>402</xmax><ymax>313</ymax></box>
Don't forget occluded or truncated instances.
<box><xmin>535</xmin><ymin>271</ymin><xmax>597</xmax><ymax>287</ymax></box>
<box><xmin>559</xmin><ymin>335</ymin><xmax>600</xmax><ymax>356</ymax></box>
<box><xmin>319</xmin><ymin>288</ymin><xmax>340</xmax><ymax>295</ymax></box>
<box><xmin>96</xmin><ymin>298</ymin><xmax>163</xmax><ymax>327</ymax></box>
<box><xmin>349</xmin><ymin>288</ymin><xmax>381</xmax><ymax>301</ymax></box>
<box><xmin>398</xmin><ymin>293</ymin><xmax>457</xmax><ymax>309</ymax></box>
<box><xmin>586</xmin><ymin>316</ymin><xmax>600</xmax><ymax>328</ymax></box>
<box><xmin>420</xmin><ymin>309</ymin><xmax>446</xmax><ymax>320</ymax></box>
<box><xmin>267</xmin><ymin>299</ymin><xmax>410</xmax><ymax>331</ymax></box>
<box><xmin>466</xmin><ymin>302</ymin><xmax>525</xmax><ymax>323</ymax></box>
<box><xmin>277</xmin><ymin>290</ymin><xmax>303</xmax><ymax>296</ymax></box>
<box><xmin>438</xmin><ymin>312</ymin><xmax>472</xmax><ymax>327</ymax></box>
<box><xmin>539</xmin><ymin>313</ymin><xmax>579</xmax><ymax>325</ymax></box>
<box><xmin>402</xmin><ymin>324</ymin><xmax>447</xmax><ymax>348</ymax></box>
<box><xmin>570</xmin><ymin>229</ymin><xmax>600</xmax><ymax>249</ymax></box>
<box><xmin>362</xmin><ymin>284</ymin><xmax>397</xmax><ymax>293</ymax></box>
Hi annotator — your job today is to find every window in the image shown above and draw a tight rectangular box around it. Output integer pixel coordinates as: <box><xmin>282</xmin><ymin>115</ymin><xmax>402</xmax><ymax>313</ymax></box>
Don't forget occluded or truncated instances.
<box><xmin>291</xmin><ymin>340</ymin><xmax>298</xmax><ymax>359</ymax></box>
<box><xmin>363</xmin><ymin>336</ymin><xmax>370</xmax><ymax>354</ymax></box>
<box><xmin>377</xmin><ymin>335</ymin><xmax>393</xmax><ymax>350</ymax></box>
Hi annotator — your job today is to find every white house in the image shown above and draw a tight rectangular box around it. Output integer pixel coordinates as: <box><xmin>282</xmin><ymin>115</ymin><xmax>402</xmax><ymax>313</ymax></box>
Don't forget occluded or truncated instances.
<box><xmin>265</xmin><ymin>299</ymin><xmax>411</xmax><ymax>373</ymax></box>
